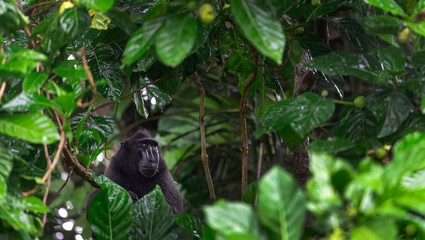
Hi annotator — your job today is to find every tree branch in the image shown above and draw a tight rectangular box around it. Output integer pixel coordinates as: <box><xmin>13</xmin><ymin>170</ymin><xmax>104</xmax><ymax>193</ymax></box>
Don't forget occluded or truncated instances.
<box><xmin>24</xmin><ymin>0</ymin><xmax>62</xmax><ymax>16</ymax></box>
<box><xmin>63</xmin><ymin>144</ymin><xmax>99</xmax><ymax>188</ymax></box>
<box><xmin>193</xmin><ymin>72</ymin><xmax>216</xmax><ymax>203</ymax></box>
<box><xmin>239</xmin><ymin>45</ymin><xmax>258</xmax><ymax>196</ymax></box>
<box><xmin>77</xmin><ymin>47</ymin><xmax>98</xmax><ymax>108</ymax></box>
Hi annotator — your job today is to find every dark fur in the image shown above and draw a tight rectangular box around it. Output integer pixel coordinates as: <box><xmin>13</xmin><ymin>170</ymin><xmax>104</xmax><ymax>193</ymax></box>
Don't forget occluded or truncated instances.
<box><xmin>87</xmin><ymin>129</ymin><xmax>183</xmax><ymax>217</ymax></box>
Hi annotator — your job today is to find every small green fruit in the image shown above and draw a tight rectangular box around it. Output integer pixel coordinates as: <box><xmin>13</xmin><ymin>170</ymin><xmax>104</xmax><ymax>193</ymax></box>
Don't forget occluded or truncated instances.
<box><xmin>198</xmin><ymin>3</ymin><xmax>215</xmax><ymax>25</ymax></box>
<box><xmin>321</xmin><ymin>90</ymin><xmax>328</xmax><ymax>97</ymax></box>
<box><xmin>376</xmin><ymin>148</ymin><xmax>387</xmax><ymax>159</ymax></box>
<box><xmin>354</xmin><ymin>96</ymin><xmax>365</xmax><ymax>109</ymax></box>
<box><xmin>405</xmin><ymin>224</ymin><xmax>417</xmax><ymax>236</ymax></box>
<box><xmin>398</xmin><ymin>27</ymin><xmax>411</xmax><ymax>43</ymax></box>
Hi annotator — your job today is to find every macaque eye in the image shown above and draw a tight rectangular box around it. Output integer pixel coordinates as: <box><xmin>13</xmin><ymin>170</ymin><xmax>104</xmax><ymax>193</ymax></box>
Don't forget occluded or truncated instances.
<box><xmin>141</xmin><ymin>143</ymin><xmax>148</xmax><ymax>149</ymax></box>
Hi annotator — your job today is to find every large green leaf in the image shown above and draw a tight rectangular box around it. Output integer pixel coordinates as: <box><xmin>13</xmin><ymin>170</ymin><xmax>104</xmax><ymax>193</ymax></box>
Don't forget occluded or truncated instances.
<box><xmin>258</xmin><ymin>166</ymin><xmax>305</xmax><ymax>240</ymax></box>
<box><xmin>230</xmin><ymin>0</ymin><xmax>285</xmax><ymax>64</ymax></box>
<box><xmin>366</xmin><ymin>89</ymin><xmax>411</xmax><ymax>138</ymax></box>
<box><xmin>344</xmin><ymin>109</ymin><xmax>376</xmax><ymax>142</ymax></box>
<box><xmin>123</xmin><ymin>18</ymin><xmax>163</xmax><ymax>65</ymax></box>
<box><xmin>307</xmin><ymin>138</ymin><xmax>354</xmax><ymax>153</ymax></box>
<box><xmin>175</xmin><ymin>214</ymin><xmax>204</xmax><ymax>239</ymax></box>
<box><xmin>350</xmin><ymin>218</ymin><xmax>397</xmax><ymax>240</ymax></box>
<box><xmin>0</xmin><ymin>147</ymin><xmax>13</xmax><ymax>200</ymax></box>
<box><xmin>22</xmin><ymin>72</ymin><xmax>48</xmax><ymax>93</ymax></box>
<box><xmin>129</xmin><ymin>186</ymin><xmax>176</xmax><ymax>240</ymax></box>
<box><xmin>376</xmin><ymin>46</ymin><xmax>405</xmax><ymax>75</ymax></box>
<box><xmin>328</xmin><ymin>17</ymin><xmax>377</xmax><ymax>50</ymax></box>
<box><xmin>262</xmin><ymin>93</ymin><xmax>335</xmax><ymax>139</ymax></box>
<box><xmin>204</xmin><ymin>200</ymin><xmax>264</xmax><ymax>240</ymax></box>
<box><xmin>0</xmin><ymin>197</ymin><xmax>37</xmax><ymax>233</ymax></box>
<box><xmin>88</xmin><ymin>179</ymin><xmax>134</xmax><ymax>240</ymax></box>
<box><xmin>155</xmin><ymin>14</ymin><xmax>197</xmax><ymax>67</ymax></box>
<box><xmin>86</xmin><ymin>45</ymin><xmax>123</xmax><ymax>101</ymax></box>
<box><xmin>80</xmin><ymin>0</ymin><xmax>114</xmax><ymax>12</ymax></box>
<box><xmin>361</xmin><ymin>16</ymin><xmax>405</xmax><ymax>34</ymax></box>
<box><xmin>132</xmin><ymin>78</ymin><xmax>149</xmax><ymax>118</ymax></box>
<box><xmin>59</xmin><ymin>8</ymin><xmax>90</xmax><ymax>40</ymax></box>
<box><xmin>1</xmin><ymin>92</ymin><xmax>60</xmax><ymax>113</ymax></box>
<box><xmin>363</xmin><ymin>0</ymin><xmax>407</xmax><ymax>17</ymax></box>
<box><xmin>303</xmin><ymin>52</ymin><xmax>382</xmax><ymax>83</ymax></box>
<box><xmin>0</xmin><ymin>113</ymin><xmax>60</xmax><ymax>144</ymax></box>
<box><xmin>54</xmin><ymin>60</ymin><xmax>87</xmax><ymax>79</ymax></box>
<box><xmin>384</xmin><ymin>132</ymin><xmax>425</xmax><ymax>187</ymax></box>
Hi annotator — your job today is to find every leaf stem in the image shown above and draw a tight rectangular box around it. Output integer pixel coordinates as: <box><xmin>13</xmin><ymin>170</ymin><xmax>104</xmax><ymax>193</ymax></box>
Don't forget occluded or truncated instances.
<box><xmin>333</xmin><ymin>99</ymin><xmax>354</xmax><ymax>105</ymax></box>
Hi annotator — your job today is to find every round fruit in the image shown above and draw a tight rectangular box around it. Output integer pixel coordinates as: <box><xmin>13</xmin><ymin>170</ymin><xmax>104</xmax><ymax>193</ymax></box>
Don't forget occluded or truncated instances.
<box><xmin>376</xmin><ymin>148</ymin><xmax>388</xmax><ymax>159</ymax></box>
<box><xmin>198</xmin><ymin>3</ymin><xmax>215</xmax><ymax>25</ymax></box>
<box><xmin>405</xmin><ymin>224</ymin><xmax>417</xmax><ymax>236</ymax></box>
<box><xmin>321</xmin><ymin>90</ymin><xmax>328</xmax><ymax>97</ymax></box>
<box><xmin>354</xmin><ymin>96</ymin><xmax>365</xmax><ymax>109</ymax></box>
<box><xmin>398</xmin><ymin>27</ymin><xmax>411</xmax><ymax>43</ymax></box>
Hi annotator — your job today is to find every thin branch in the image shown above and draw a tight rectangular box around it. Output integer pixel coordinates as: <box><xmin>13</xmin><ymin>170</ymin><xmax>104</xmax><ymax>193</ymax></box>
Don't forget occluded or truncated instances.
<box><xmin>0</xmin><ymin>82</ymin><xmax>6</xmax><ymax>104</ymax></box>
<box><xmin>256</xmin><ymin>143</ymin><xmax>264</xmax><ymax>180</ymax></box>
<box><xmin>193</xmin><ymin>72</ymin><xmax>216</xmax><ymax>203</ymax></box>
<box><xmin>62</xmin><ymin>144</ymin><xmax>99</xmax><ymax>188</ymax></box>
<box><xmin>239</xmin><ymin>45</ymin><xmax>259</xmax><ymax>196</ymax></box>
<box><xmin>42</xmin><ymin>144</ymin><xmax>52</xmax><ymax>226</ymax></box>
<box><xmin>47</xmin><ymin>169</ymin><xmax>73</xmax><ymax>206</ymax></box>
<box><xmin>24</xmin><ymin>0</ymin><xmax>62</xmax><ymax>16</ymax></box>
<box><xmin>77</xmin><ymin>47</ymin><xmax>98</xmax><ymax>108</ymax></box>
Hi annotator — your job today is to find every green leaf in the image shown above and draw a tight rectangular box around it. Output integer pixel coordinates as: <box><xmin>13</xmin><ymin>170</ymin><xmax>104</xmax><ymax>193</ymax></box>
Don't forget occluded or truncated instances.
<box><xmin>80</xmin><ymin>0</ymin><xmax>114</xmax><ymax>13</ymax></box>
<box><xmin>0</xmin><ymin>147</ymin><xmax>13</xmax><ymax>200</ymax></box>
<box><xmin>366</xmin><ymin>89</ymin><xmax>411</xmax><ymax>138</ymax></box>
<box><xmin>377</xmin><ymin>46</ymin><xmax>405</xmax><ymax>75</ymax></box>
<box><xmin>175</xmin><ymin>214</ymin><xmax>204</xmax><ymax>239</ymax></box>
<box><xmin>384</xmin><ymin>131</ymin><xmax>425</xmax><ymax>187</ymax></box>
<box><xmin>407</xmin><ymin>21</ymin><xmax>425</xmax><ymax>38</ymax></box>
<box><xmin>155</xmin><ymin>14</ymin><xmax>197</xmax><ymax>67</ymax></box>
<box><xmin>132</xmin><ymin>48</ymin><xmax>157</xmax><ymax>72</ymax></box>
<box><xmin>123</xmin><ymin>18</ymin><xmax>163</xmax><ymax>65</ymax></box>
<box><xmin>0</xmin><ymin>197</ymin><xmax>37</xmax><ymax>232</ymax></box>
<box><xmin>344</xmin><ymin>109</ymin><xmax>376</xmax><ymax>142</ymax></box>
<box><xmin>204</xmin><ymin>200</ymin><xmax>264</xmax><ymax>239</ymax></box>
<box><xmin>0</xmin><ymin>113</ymin><xmax>60</xmax><ymax>144</ymax></box>
<box><xmin>350</xmin><ymin>218</ymin><xmax>397</xmax><ymax>240</ymax></box>
<box><xmin>132</xmin><ymin>78</ymin><xmax>149</xmax><ymax>118</ymax></box>
<box><xmin>307</xmin><ymin>138</ymin><xmax>354</xmax><ymax>153</ymax></box>
<box><xmin>129</xmin><ymin>186</ymin><xmax>176</xmax><ymax>240</ymax></box>
<box><xmin>262</xmin><ymin>93</ymin><xmax>335</xmax><ymax>139</ymax></box>
<box><xmin>258</xmin><ymin>166</ymin><xmax>305</xmax><ymax>240</ymax></box>
<box><xmin>18</xmin><ymin>196</ymin><xmax>49</xmax><ymax>213</ymax></box>
<box><xmin>54</xmin><ymin>60</ymin><xmax>87</xmax><ymax>79</ymax></box>
<box><xmin>0</xmin><ymin>3</ymin><xmax>21</xmax><ymax>35</ymax></box>
<box><xmin>361</xmin><ymin>16</ymin><xmax>405</xmax><ymax>34</ymax></box>
<box><xmin>412</xmin><ymin>50</ymin><xmax>425</xmax><ymax>68</ymax></box>
<box><xmin>402</xmin><ymin>169</ymin><xmax>425</xmax><ymax>190</ymax></box>
<box><xmin>86</xmin><ymin>45</ymin><xmax>123</xmax><ymax>101</ymax></box>
<box><xmin>137</xmin><ymin>76</ymin><xmax>181</xmax><ymax>109</ymax></box>
<box><xmin>242</xmin><ymin>182</ymin><xmax>258</xmax><ymax>204</ymax></box>
<box><xmin>88</xmin><ymin>178</ymin><xmax>134</xmax><ymax>240</ymax></box>
<box><xmin>1</xmin><ymin>92</ymin><xmax>60</xmax><ymax>112</ymax></box>
<box><xmin>230</xmin><ymin>0</ymin><xmax>285</xmax><ymax>64</ymax></box>
<box><xmin>22</xmin><ymin>72</ymin><xmax>48</xmax><ymax>93</ymax></box>
<box><xmin>60</xmin><ymin>8</ymin><xmax>90</xmax><ymax>40</ymax></box>
<box><xmin>303</xmin><ymin>52</ymin><xmax>381</xmax><ymax>83</ymax></box>
<box><xmin>363</xmin><ymin>0</ymin><xmax>407</xmax><ymax>17</ymax></box>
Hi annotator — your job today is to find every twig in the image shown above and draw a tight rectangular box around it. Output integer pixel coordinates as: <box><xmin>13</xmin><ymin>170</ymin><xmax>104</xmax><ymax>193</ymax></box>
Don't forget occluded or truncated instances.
<box><xmin>42</xmin><ymin>144</ymin><xmax>52</xmax><ymax>226</ymax></box>
<box><xmin>63</xmin><ymin>144</ymin><xmax>99</xmax><ymax>188</ymax></box>
<box><xmin>256</xmin><ymin>143</ymin><xmax>263</xmax><ymax>180</ymax></box>
<box><xmin>24</xmin><ymin>0</ymin><xmax>62</xmax><ymax>16</ymax></box>
<box><xmin>47</xmin><ymin>169</ymin><xmax>73</xmax><ymax>206</ymax></box>
<box><xmin>239</xmin><ymin>45</ymin><xmax>259</xmax><ymax>196</ymax></box>
<box><xmin>1</xmin><ymin>43</ymin><xmax>6</xmax><ymax>65</ymax></box>
<box><xmin>193</xmin><ymin>72</ymin><xmax>216</xmax><ymax>203</ymax></box>
<box><xmin>41</xmin><ymin>111</ymin><xmax>66</xmax><ymax>182</ymax></box>
<box><xmin>77</xmin><ymin>47</ymin><xmax>98</xmax><ymax>108</ymax></box>
<box><xmin>0</xmin><ymin>82</ymin><xmax>6</xmax><ymax>104</ymax></box>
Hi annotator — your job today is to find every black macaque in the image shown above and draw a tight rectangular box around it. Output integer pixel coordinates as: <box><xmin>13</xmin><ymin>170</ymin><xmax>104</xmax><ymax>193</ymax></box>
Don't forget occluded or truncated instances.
<box><xmin>87</xmin><ymin>129</ymin><xmax>183</xmax><ymax>216</ymax></box>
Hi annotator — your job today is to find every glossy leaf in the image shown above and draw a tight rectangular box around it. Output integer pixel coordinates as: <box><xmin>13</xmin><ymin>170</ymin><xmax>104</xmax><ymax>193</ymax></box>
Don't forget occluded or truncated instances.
<box><xmin>1</xmin><ymin>92</ymin><xmax>60</xmax><ymax>113</ymax></box>
<box><xmin>0</xmin><ymin>147</ymin><xmax>13</xmax><ymax>200</ymax></box>
<box><xmin>377</xmin><ymin>46</ymin><xmax>405</xmax><ymax>74</ymax></box>
<box><xmin>129</xmin><ymin>186</ymin><xmax>176</xmax><ymax>240</ymax></box>
<box><xmin>22</xmin><ymin>72</ymin><xmax>48</xmax><ymax>93</ymax></box>
<box><xmin>262</xmin><ymin>93</ymin><xmax>335</xmax><ymax>139</ymax></box>
<box><xmin>132</xmin><ymin>78</ymin><xmax>149</xmax><ymax>118</ymax></box>
<box><xmin>175</xmin><ymin>214</ymin><xmax>204</xmax><ymax>239</ymax></box>
<box><xmin>230</xmin><ymin>0</ymin><xmax>285</xmax><ymax>64</ymax></box>
<box><xmin>54</xmin><ymin>60</ymin><xmax>87</xmax><ymax>79</ymax></box>
<box><xmin>366</xmin><ymin>89</ymin><xmax>411</xmax><ymax>137</ymax></box>
<box><xmin>307</xmin><ymin>138</ymin><xmax>354</xmax><ymax>153</ymax></box>
<box><xmin>0</xmin><ymin>113</ymin><xmax>60</xmax><ymax>144</ymax></box>
<box><xmin>59</xmin><ymin>8</ymin><xmax>90</xmax><ymax>40</ymax></box>
<box><xmin>412</xmin><ymin>50</ymin><xmax>425</xmax><ymax>68</ymax></box>
<box><xmin>303</xmin><ymin>52</ymin><xmax>381</xmax><ymax>83</ymax></box>
<box><xmin>350</xmin><ymin>218</ymin><xmax>397</xmax><ymax>240</ymax></box>
<box><xmin>0</xmin><ymin>197</ymin><xmax>37</xmax><ymax>232</ymax></box>
<box><xmin>343</xmin><ymin>109</ymin><xmax>376</xmax><ymax>142</ymax></box>
<box><xmin>204</xmin><ymin>200</ymin><xmax>264</xmax><ymax>239</ymax></box>
<box><xmin>329</xmin><ymin>17</ymin><xmax>377</xmax><ymax>50</ymax></box>
<box><xmin>361</xmin><ymin>16</ymin><xmax>405</xmax><ymax>34</ymax></box>
<box><xmin>258</xmin><ymin>166</ymin><xmax>305</xmax><ymax>240</ymax></box>
<box><xmin>363</xmin><ymin>0</ymin><xmax>407</xmax><ymax>17</ymax></box>
<box><xmin>18</xmin><ymin>196</ymin><xmax>49</xmax><ymax>213</ymax></box>
<box><xmin>137</xmin><ymin>76</ymin><xmax>181</xmax><ymax>109</ymax></box>
<box><xmin>384</xmin><ymin>132</ymin><xmax>425</xmax><ymax>187</ymax></box>
<box><xmin>123</xmin><ymin>18</ymin><xmax>163</xmax><ymax>65</ymax></box>
<box><xmin>88</xmin><ymin>179</ymin><xmax>134</xmax><ymax>240</ymax></box>
<box><xmin>155</xmin><ymin>14</ymin><xmax>197</xmax><ymax>67</ymax></box>
<box><xmin>80</xmin><ymin>0</ymin><xmax>113</xmax><ymax>13</ymax></box>
<box><xmin>86</xmin><ymin>45</ymin><xmax>123</xmax><ymax>101</ymax></box>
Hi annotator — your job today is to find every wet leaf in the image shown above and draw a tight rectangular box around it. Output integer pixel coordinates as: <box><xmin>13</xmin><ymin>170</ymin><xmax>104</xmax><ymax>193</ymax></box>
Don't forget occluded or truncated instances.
<box><xmin>363</xmin><ymin>0</ymin><xmax>407</xmax><ymax>17</ymax></box>
<box><xmin>307</xmin><ymin>138</ymin><xmax>354</xmax><ymax>153</ymax></box>
<box><xmin>361</xmin><ymin>16</ymin><xmax>405</xmax><ymax>34</ymax></box>
<box><xmin>80</xmin><ymin>0</ymin><xmax>113</xmax><ymax>13</ymax></box>
<box><xmin>22</xmin><ymin>72</ymin><xmax>48</xmax><ymax>93</ymax></box>
<box><xmin>377</xmin><ymin>46</ymin><xmax>405</xmax><ymax>75</ymax></box>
